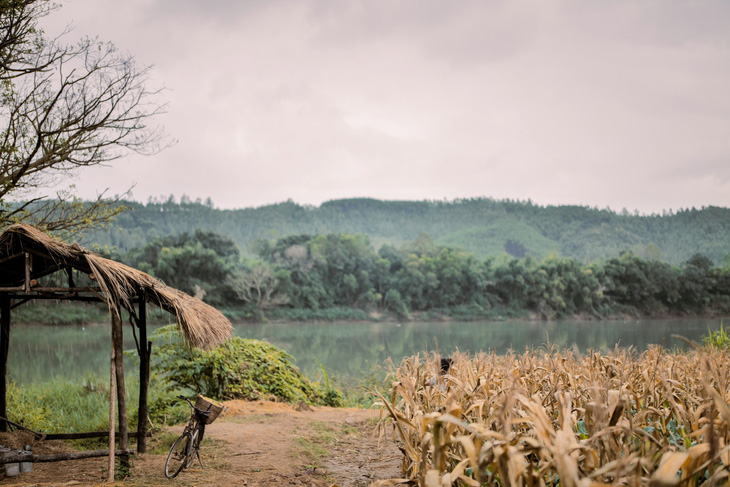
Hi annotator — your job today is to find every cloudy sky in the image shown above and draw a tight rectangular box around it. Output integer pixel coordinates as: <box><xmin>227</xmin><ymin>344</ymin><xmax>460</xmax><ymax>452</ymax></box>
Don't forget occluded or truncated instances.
<box><xmin>39</xmin><ymin>0</ymin><xmax>730</xmax><ymax>214</ymax></box>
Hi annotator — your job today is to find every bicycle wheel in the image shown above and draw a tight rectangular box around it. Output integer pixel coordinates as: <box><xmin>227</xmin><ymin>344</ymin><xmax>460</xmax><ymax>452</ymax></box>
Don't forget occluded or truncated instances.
<box><xmin>165</xmin><ymin>432</ymin><xmax>192</xmax><ymax>478</ymax></box>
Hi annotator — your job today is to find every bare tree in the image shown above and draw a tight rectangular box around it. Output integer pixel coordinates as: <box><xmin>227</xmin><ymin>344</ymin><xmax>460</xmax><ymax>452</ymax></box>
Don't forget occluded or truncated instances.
<box><xmin>0</xmin><ymin>0</ymin><xmax>168</xmax><ymax>233</ymax></box>
<box><xmin>228</xmin><ymin>264</ymin><xmax>290</xmax><ymax>310</ymax></box>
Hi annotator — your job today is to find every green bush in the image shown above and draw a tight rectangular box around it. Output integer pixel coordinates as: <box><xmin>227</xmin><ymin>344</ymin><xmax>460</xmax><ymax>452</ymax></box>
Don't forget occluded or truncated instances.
<box><xmin>152</xmin><ymin>325</ymin><xmax>343</xmax><ymax>406</ymax></box>
<box><xmin>703</xmin><ymin>323</ymin><xmax>730</xmax><ymax>349</ymax></box>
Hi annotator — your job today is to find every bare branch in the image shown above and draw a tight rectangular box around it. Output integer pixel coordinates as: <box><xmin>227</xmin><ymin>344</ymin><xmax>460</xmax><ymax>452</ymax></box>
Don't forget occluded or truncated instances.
<box><xmin>0</xmin><ymin>0</ymin><xmax>170</xmax><ymax>231</ymax></box>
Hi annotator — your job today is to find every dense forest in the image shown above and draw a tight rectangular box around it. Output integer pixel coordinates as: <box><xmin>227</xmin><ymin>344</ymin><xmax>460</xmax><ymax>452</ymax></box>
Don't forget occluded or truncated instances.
<box><xmin>115</xmin><ymin>228</ymin><xmax>730</xmax><ymax>321</ymax></box>
<box><xmin>80</xmin><ymin>197</ymin><xmax>730</xmax><ymax>266</ymax></box>
<box><xmin>13</xmin><ymin>196</ymin><xmax>730</xmax><ymax>322</ymax></box>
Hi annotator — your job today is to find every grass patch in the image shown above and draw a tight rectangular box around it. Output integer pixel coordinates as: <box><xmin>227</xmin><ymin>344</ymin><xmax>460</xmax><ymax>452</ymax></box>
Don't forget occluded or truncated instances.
<box><xmin>291</xmin><ymin>420</ymin><xmax>359</xmax><ymax>466</ymax></box>
<box><xmin>294</xmin><ymin>436</ymin><xmax>330</xmax><ymax>464</ymax></box>
<box><xmin>7</xmin><ymin>375</ymin><xmax>139</xmax><ymax>434</ymax></box>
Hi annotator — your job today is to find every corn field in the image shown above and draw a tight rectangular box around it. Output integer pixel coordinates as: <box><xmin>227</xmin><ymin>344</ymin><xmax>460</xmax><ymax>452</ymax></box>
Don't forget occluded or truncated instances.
<box><xmin>373</xmin><ymin>343</ymin><xmax>730</xmax><ymax>486</ymax></box>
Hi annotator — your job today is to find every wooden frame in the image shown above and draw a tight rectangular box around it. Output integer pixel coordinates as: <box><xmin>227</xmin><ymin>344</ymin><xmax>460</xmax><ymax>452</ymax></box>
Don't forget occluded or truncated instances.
<box><xmin>0</xmin><ymin>250</ymin><xmax>152</xmax><ymax>455</ymax></box>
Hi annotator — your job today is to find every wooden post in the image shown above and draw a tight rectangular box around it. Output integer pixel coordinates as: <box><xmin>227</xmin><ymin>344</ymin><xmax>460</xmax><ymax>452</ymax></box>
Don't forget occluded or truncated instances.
<box><xmin>108</xmin><ymin>334</ymin><xmax>116</xmax><ymax>482</ymax></box>
<box><xmin>0</xmin><ymin>296</ymin><xmax>9</xmax><ymax>433</ymax></box>
<box><xmin>111</xmin><ymin>307</ymin><xmax>129</xmax><ymax>469</ymax></box>
<box><xmin>137</xmin><ymin>293</ymin><xmax>150</xmax><ymax>453</ymax></box>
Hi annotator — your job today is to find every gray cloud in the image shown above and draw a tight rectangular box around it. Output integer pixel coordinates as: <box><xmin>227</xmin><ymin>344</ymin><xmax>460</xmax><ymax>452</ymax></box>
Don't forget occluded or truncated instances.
<box><xmin>31</xmin><ymin>0</ymin><xmax>730</xmax><ymax>214</ymax></box>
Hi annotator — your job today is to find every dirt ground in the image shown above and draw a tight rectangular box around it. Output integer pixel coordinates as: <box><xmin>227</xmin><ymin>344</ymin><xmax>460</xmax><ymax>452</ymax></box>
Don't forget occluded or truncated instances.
<box><xmin>0</xmin><ymin>400</ymin><xmax>405</xmax><ymax>487</ymax></box>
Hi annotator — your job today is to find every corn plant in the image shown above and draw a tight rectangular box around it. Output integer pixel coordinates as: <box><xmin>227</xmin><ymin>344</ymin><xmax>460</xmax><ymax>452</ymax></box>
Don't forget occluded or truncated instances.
<box><xmin>373</xmin><ymin>345</ymin><xmax>730</xmax><ymax>486</ymax></box>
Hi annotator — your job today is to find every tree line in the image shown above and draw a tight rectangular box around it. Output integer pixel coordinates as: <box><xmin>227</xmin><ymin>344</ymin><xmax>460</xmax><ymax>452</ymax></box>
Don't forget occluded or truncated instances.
<box><xmin>78</xmin><ymin>197</ymin><xmax>730</xmax><ymax>267</ymax></box>
<box><xmin>121</xmin><ymin>230</ymin><xmax>730</xmax><ymax>321</ymax></box>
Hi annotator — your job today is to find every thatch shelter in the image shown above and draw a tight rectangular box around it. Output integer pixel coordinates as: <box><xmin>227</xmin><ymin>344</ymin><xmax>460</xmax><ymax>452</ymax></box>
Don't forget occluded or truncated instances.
<box><xmin>0</xmin><ymin>223</ymin><xmax>233</xmax><ymax>461</ymax></box>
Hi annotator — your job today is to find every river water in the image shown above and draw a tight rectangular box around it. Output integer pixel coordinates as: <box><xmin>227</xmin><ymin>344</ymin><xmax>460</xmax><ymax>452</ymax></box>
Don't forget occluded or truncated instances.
<box><xmin>8</xmin><ymin>318</ymin><xmax>726</xmax><ymax>385</ymax></box>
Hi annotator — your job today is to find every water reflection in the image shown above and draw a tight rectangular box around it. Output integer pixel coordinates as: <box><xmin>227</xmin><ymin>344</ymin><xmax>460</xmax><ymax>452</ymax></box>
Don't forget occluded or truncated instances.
<box><xmin>7</xmin><ymin>318</ymin><xmax>725</xmax><ymax>385</ymax></box>
<box><xmin>237</xmin><ymin>318</ymin><xmax>725</xmax><ymax>387</ymax></box>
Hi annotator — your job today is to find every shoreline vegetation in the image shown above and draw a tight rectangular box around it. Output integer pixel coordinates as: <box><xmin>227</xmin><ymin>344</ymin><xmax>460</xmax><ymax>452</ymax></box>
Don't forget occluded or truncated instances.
<box><xmin>113</xmin><ymin>230</ymin><xmax>730</xmax><ymax>323</ymax></box>
<box><xmin>10</xmin><ymin>300</ymin><xmax>730</xmax><ymax>327</ymax></box>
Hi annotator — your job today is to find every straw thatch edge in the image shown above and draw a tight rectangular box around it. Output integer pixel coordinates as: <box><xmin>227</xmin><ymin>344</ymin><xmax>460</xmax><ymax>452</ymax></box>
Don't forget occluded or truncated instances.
<box><xmin>0</xmin><ymin>223</ymin><xmax>232</xmax><ymax>349</ymax></box>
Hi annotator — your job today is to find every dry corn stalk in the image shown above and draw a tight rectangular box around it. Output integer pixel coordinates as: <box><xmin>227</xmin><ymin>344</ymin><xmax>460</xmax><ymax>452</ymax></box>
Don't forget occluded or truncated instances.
<box><xmin>373</xmin><ymin>346</ymin><xmax>730</xmax><ymax>486</ymax></box>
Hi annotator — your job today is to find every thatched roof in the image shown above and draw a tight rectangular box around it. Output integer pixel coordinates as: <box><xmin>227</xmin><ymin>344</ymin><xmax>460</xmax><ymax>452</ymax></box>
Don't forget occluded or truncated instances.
<box><xmin>0</xmin><ymin>223</ymin><xmax>232</xmax><ymax>349</ymax></box>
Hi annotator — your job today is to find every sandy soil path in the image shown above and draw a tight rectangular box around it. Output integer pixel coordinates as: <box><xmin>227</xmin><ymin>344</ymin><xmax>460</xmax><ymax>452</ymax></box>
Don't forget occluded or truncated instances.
<box><xmin>0</xmin><ymin>400</ymin><xmax>402</xmax><ymax>487</ymax></box>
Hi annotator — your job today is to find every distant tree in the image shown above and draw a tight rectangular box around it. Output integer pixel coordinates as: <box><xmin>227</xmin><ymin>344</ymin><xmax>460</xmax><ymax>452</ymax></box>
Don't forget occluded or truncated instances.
<box><xmin>0</xmin><ymin>0</ymin><xmax>168</xmax><ymax>234</ymax></box>
<box><xmin>228</xmin><ymin>263</ymin><xmax>290</xmax><ymax>310</ymax></box>
<box><xmin>679</xmin><ymin>253</ymin><xmax>715</xmax><ymax>312</ymax></box>
<box><xmin>124</xmin><ymin>231</ymin><xmax>238</xmax><ymax>304</ymax></box>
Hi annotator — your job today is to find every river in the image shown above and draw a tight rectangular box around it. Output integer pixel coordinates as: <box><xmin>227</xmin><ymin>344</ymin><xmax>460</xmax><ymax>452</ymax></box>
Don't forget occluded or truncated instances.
<box><xmin>7</xmin><ymin>318</ymin><xmax>726</xmax><ymax>386</ymax></box>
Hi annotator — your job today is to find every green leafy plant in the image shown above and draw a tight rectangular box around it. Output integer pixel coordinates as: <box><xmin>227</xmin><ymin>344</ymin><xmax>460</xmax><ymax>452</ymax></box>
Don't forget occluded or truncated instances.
<box><xmin>703</xmin><ymin>323</ymin><xmax>730</xmax><ymax>349</ymax></box>
<box><xmin>318</xmin><ymin>364</ymin><xmax>344</xmax><ymax>407</ymax></box>
<box><xmin>151</xmin><ymin>325</ymin><xmax>341</xmax><ymax>405</ymax></box>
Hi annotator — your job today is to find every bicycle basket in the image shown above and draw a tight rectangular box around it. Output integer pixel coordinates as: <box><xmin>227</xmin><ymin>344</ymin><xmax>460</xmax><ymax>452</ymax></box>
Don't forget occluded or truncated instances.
<box><xmin>195</xmin><ymin>394</ymin><xmax>224</xmax><ymax>424</ymax></box>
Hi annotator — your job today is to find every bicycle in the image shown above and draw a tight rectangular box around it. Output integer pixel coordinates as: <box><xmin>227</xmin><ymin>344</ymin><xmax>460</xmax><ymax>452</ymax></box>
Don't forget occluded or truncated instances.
<box><xmin>164</xmin><ymin>394</ymin><xmax>224</xmax><ymax>478</ymax></box>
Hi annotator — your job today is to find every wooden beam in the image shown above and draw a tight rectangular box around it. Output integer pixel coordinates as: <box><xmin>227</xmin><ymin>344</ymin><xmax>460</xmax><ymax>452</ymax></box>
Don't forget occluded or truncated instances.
<box><xmin>137</xmin><ymin>293</ymin><xmax>149</xmax><ymax>453</ymax></box>
<box><xmin>0</xmin><ymin>296</ymin><xmax>8</xmax><ymax>433</ymax></box>
<box><xmin>43</xmin><ymin>431</ymin><xmax>152</xmax><ymax>441</ymax></box>
<box><xmin>0</xmin><ymin>417</ymin><xmax>152</xmax><ymax>440</ymax></box>
<box><xmin>0</xmin><ymin>252</ymin><xmax>23</xmax><ymax>266</ymax></box>
<box><xmin>26</xmin><ymin>286</ymin><xmax>103</xmax><ymax>293</ymax></box>
<box><xmin>7</xmin><ymin>294</ymin><xmax>105</xmax><ymax>304</ymax></box>
<box><xmin>0</xmin><ymin>449</ymin><xmax>135</xmax><ymax>464</ymax></box>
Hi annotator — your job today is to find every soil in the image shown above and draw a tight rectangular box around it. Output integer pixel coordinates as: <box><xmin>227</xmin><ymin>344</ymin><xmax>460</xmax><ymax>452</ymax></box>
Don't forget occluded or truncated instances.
<box><xmin>0</xmin><ymin>400</ymin><xmax>404</xmax><ymax>487</ymax></box>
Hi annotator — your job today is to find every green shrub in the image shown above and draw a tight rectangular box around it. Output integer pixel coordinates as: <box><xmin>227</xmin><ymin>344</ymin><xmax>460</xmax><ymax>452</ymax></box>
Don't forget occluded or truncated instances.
<box><xmin>703</xmin><ymin>323</ymin><xmax>730</xmax><ymax>349</ymax></box>
<box><xmin>151</xmin><ymin>325</ymin><xmax>342</xmax><ymax>405</ymax></box>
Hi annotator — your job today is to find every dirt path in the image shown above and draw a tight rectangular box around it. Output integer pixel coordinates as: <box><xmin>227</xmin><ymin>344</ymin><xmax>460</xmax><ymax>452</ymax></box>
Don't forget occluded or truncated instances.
<box><xmin>0</xmin><ymin>400</ymin><xmax>402</xmax><ymax>487</ymax></box>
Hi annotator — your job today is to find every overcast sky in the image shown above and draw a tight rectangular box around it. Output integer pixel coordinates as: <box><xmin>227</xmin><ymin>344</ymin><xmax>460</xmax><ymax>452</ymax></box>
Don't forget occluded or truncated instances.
<box><xmin>38</xmin><ymin>0</ymin><xmax>730</xmax><ymax>214</ymax></box>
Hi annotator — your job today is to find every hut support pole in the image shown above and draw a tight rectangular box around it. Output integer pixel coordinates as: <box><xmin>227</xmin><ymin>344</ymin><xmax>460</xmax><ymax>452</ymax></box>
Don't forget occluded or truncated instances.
<box><xmin>108</xmin><ymin>333</ymin><xmax>116</xmax><ymax>482</ymax></box>
<box><xmin>111</xmin><ymin>308</ymin><xmax>129</xmax><ymax>470</ymax></box>
<box><xmin>0</xmin><ymin>296</ymin><xmax>9</xmax><ymax>432</ymax></box>
<box><xmin>137</xmin><ymin>294</ymin><xmax>150</xmax><ymax>454</ymax></box>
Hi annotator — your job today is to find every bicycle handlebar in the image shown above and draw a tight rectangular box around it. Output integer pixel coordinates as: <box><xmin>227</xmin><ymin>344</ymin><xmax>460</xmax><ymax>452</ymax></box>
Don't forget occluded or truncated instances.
<box><xmin>177</xmin><ymin>395</ymin><xmax>195</xmax><ymax>409</ymax></box>
<box><xmin>177</xmin><ymin>395</ymin><xmax>210</xmax><ymax>419</ymax></box>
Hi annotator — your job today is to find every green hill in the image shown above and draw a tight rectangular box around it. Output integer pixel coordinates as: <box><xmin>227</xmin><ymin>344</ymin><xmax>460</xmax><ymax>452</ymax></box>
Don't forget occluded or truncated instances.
<box><xmin>81</xmin><ymin>197</ymin><xmax>730</xmax><ymax>265</ymax></box>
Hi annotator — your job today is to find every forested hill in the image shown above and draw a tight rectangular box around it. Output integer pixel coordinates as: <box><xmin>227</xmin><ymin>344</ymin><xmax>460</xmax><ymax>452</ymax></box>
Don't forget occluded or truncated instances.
<box><xmin>82</xmin><ymin>197</ymin><xmax>730</xmax><ymax>265</ymax></box>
